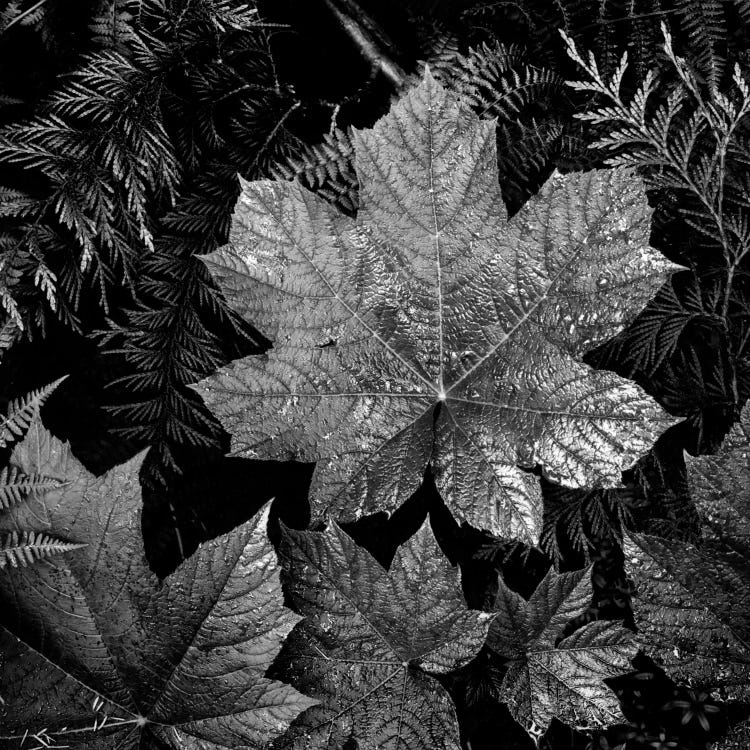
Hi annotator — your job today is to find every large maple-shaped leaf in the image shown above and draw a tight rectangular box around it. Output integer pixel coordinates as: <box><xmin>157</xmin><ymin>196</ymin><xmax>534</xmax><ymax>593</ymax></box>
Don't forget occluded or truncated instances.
<box><xmin>193</xmin><ymin>70</ymin><xmax>677</xmax><ymax>544</ymax></box>
<box><xmin>488</xmin><ymin>566</ymin><xmax>635</xmax><ymax>734</ymax></box>
<box><xmin>624</xmin><ymin>405</ymin><xmax>750</xmax><ymax>747</ymax></box>
<box><xmin>271</xmin><ymin>518</ymin><xmax>494</xmax><ymax>749</ymax></box>
<box><xmin>0</xmin><ymin>417</ymin><xmax>315</xmax><ymax>749</ymax></box>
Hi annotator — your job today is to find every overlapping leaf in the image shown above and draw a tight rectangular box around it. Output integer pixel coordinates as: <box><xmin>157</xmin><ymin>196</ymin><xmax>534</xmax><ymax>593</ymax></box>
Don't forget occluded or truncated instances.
<box><xmin>488</xmin><ymin>566</ymin><xmax>635</xmax><ymax>734</ymax></box>
<box><xmin>271</xmin><ymin>518</ymin><xmax>494</xmax><ymax>749</ymax></box>
<box><xmin>0</xmin><ymin>418</ymin><xmax>314</xmax><ymax>749</ymax></box>
<box><xmin>193</xmin><ymin>69</ymin><xmax>677</xmax><ymax>544</ymax></box>
<box><xmin>624</xmin><ymin>405</ymin><xmax>750</xmax><ymax>746</ymax></box>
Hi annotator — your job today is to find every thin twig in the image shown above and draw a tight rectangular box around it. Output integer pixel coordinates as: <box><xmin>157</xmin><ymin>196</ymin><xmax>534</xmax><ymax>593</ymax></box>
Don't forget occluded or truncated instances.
<box><xmin>322</xmin><ymin>0</ymin><xmax>405</xmax><ymax>89</ymax></box>
<box><xmin>2</xmin><ymin>0</ymin><xmax>49</xmax><ymax>33</ymax></box>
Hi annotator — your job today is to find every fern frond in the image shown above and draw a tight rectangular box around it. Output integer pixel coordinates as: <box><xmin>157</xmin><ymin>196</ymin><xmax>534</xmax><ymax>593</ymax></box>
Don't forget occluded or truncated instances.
<box><xmin>433</xmin><ymin>40</ymin><xmax>565</xmax><ymax>122</ymax></box>
<box><xmin>0</xmin><ymin>317</ymin><xmax>20</xmax><ymax>354</ymax></box>
<box><xmin>272</xmin><ymin>128</ymin><xmax>359</xmax><ymax>215</ymax></box>
<box><xmin>0</xmin><ymin>466</ymin><xmax>60</xmax><ymax>510</ymax></box>
<box><xmin>0</xmin><ymin>376</ymin><xmax>67</xmax><ymax>447</ymax></box>
<box><xmin>0</xmin><ymin>530</ymin><xmax>85</xmax><ymax>569</ymax></box>
<box><xmin>674</xmin><ymin>0</ymin><xmax>727</xmax><ymax>93</ymax></box>
<box><xmin>566</xmin><ymin>26</ymin><xmax>750</xmax><ymax>269</ymax></box>
<box><xmin>90</xmin><ymin>0</ymin><xmax>136</xmax><ymax>50</ymax></box>
<box><xmin>592</xmin><ymin>272</ymin><xmax>722</xmax><ymax>376</ymax></box>
<box><xmin>415</xmin><ymin>22</ymin><xmax>461</xmax><ymax>77</ymax></box>
<box><xmin>99</xmin><ymin>167</ymin><xmax>268</xmax><ymax>485</ymax></box>
<box><xmin>496</xmin><ymin>117</ymin><xmax>563</xmax><ymax>211</ymax></box>
<box><xmin>735</xmin><ymin>0</ymin><xmax>750</xmax><ymax>24</ymax></box>
<box><xmin>540</xmin><ymin>481</ymin><xmax>637</xmax><ymax>568</ymax></box>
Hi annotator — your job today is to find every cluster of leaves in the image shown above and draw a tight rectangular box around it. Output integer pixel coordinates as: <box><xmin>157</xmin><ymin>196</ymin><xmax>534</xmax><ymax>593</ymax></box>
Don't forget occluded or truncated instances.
<box><xmin>0</xmin><ymin>68</ymin><xmax>667</xmax><ymax>749</ymax></box>
<box><xmin>1</xmin><ymin>2</ymin><xmax>750</xmax><ymax>750</ymax></box>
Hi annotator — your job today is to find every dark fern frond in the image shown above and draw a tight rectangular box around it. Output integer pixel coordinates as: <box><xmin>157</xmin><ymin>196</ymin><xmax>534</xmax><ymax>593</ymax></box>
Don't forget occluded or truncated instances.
<box><xmin>588</xmin><ymin>271</ymin><xmax>723</xmax><ymax>376</ymax></box>
<box><xmin>0</xmin><ymin>0</ymin><xmax>50</xmax><ymax>36</ymax></box>
<box><xmin>496</xmin><ymin>117</ymin><xmax>563</xmax><ymax>212</ymax></box>
<box><xmin>413</xmin><ymin>20</ymin><xmax>461</xmax><ymax>75</ymax></box>
<box><xmin>0</xmin><ymin>45</ymin><xmax>180</xmax><ymax>317</ymax></box>
<box><xmin>272</xmin><ymin>127</ymin><xmax>359</xmax><ymax>216</ymax></box>
<box><xmin>736</xmin><ymin>0</ymin><xmax>750</xmax><ymax>25</ymax></box>
<box><xmin>90</xmin><ymin>2</ymin><xmax>305</xmax><ymax>487</ymax></box>
<box><xmin>432</xmin><ymin>40</ymin><xmax>565</xmax><ymax>121</ymax></box>
<box><xmin>0</xmin><ymin>0</ymin><xmax>285</xmax><ymax>349</ymax></box>
<box><xmin>0</xmin><ymin>318</ymin><xmax>20</xmax><ymax>356</ymax></box>
<box><xmin>674</xmin><ymin>0</ymin><xmax>727</xmax><ymax>93</ymax></box>
<box><xmin>0</xmin><ymin>530</ymin><xmax>85</xmax><ymax>569</ymax></box>
<box><xmin>540</xmin><ymin>480</ymin><xmax>638</xmax><ymax>568</ymax></box>
<box><xmin>657</xmin><ymin>343</ymin><xmax>737</xmax><ymax>436</ymax></box>
<box><xmin>99</xmin><ymin>167</ymin><xmax>268</xmax><ymax>486</ymax></box>
<box><xmin>0</xmin><ymin>376</ymin><xmax>66</xmax><ymax>447</ymax></box>
<box><xmin>90</xmin><ymin>0</ymin><xmax>137</xmax><ymax>50</ymax></box>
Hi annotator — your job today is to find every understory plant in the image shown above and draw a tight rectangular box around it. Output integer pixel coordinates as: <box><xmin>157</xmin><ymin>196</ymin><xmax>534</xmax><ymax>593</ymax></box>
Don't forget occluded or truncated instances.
<box><xmin>1</xmin><ymin>3</ymin><xmax>749</xmax><ymax>750</ymax></box>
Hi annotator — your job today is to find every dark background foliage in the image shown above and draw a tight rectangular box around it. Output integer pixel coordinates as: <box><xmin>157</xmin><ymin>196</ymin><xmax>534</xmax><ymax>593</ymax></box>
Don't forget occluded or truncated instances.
<box><xmin>1</xmin><ymin>1</ymin><xmax>749</xmax><ymax>748</ymax></box>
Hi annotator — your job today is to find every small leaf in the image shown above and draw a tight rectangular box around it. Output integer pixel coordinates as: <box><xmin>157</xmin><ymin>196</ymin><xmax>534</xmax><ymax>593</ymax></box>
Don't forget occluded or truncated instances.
<box><xmin>488</xmin><ymin>566</ymin><xmax>635</xmax><ymax>735</ymax></box>
<box><xmin>273</xmin><ymin>518</ymin><xmax>494</xmax><ymax>749</ymax></box>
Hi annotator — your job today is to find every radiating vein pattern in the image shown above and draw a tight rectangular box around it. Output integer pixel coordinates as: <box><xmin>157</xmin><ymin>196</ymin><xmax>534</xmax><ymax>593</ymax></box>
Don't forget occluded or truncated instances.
<box><xmin>488</xmin><ymin>565</ymin><xmax>635</xmax><ymax>735</ymax></box>
<box><xmin>272</xmin><ymin>519</ymin><xmax>494</xmax><ymax>749</ymax></box>
<box><xmin>0</xmin><ymin>418</ymin><xmax>314</xmax><ymax>750</ymax></box>
<box><xmin>194</xmin><ymin>70</ymin><xmax>678</xmax><ymax>543</ymax></box>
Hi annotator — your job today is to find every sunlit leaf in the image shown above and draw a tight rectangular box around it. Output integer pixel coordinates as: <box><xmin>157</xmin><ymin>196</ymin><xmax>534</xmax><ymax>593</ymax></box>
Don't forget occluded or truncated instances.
<box><xmin>0</xmin><ymin>418</ymin><xmax>315</xmax><ymax>749</ymax></box>
<box><xmin>272</xmin><ymin>518</ymin><xmax>494</xmax><ymax>749</ymax></box>
<box><xmin>193</xmin><ymin>70</ymin><xmax>677</xmax><ymax>545</ymax></box>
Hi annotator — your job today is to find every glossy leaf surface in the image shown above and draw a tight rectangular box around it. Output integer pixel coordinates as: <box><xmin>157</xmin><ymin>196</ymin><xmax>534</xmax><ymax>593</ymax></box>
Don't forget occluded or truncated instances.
<box><xmin>194</xmin><ymin>70</ymin><xmax>677</xmax><ymax>544</ymax></box>
<box><xmin>0</xmin><ymin>418</ymin><xmax>314</xmax><ymax>749</ymax></box>
<box><xmin>272</xmin><ymin>518</ymin><xmax>493</xmax><ymax>749</ymax></box>
<box><xmin>488</xmin><ymin>566</ymin><xmax>635</xmax><ymax>734</ymax></box>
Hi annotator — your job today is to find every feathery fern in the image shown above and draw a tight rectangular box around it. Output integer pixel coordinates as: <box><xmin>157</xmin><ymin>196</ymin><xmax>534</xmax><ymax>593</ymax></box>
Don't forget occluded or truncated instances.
<box><xmin>432</xmin><ymin>40</ymin><xmax>565</xmax><ymax>119</ymax></box>
<box><xmin>0</xmin><ymin>376</ymin><xmax>65</xmax><ymax>447</ymax></box>
<box><xmin>0</xmin><ymin>465</ymin><xmax>60</xmax><ymax>510</ymax></box>
<box><xmin>567</xmin><ymin>25</ymin><xmax>750</xmax><ymax>446</ymax></box>
<box><xmin>0</xmin><ymin>42</ymin><xmax>179</xmax><ymax>324</ymax></box>
<box><xmin>0</xmin><ymin>378</ymin><xmax>80</xmax><ymax>571</ymax></box>
<box><xmin>0</xmin><ymin>530</ymin><xmax>84</xmax><ymax>569</ymax></box>
<box><xmin>272</xmin><ymin>127</ymin><xmax>358</xmax><ymax>215</ymax></box>
<box><xmin>540</xmin><ymin>481</ymin><xmax>638</xmax><ymax>568</ymax></box>
<box><xmin>96</xmin><ymin>2</ymin><xmax>307</xmax><ymax>486</ymax></box>
<box><xmin>674</xmin><ymin>0</ymin><xmax>727</xmax><ymax>93</ymax></box>
<box><xmin>588</xmin><ymin>271</ymin><xmax>723</xmax><ymax>376</ymax></box>
<box><xmin>89</xmin><ymin>0</ymin><xmax>137</xmax><ymax>50</ymax></box>
<box><xmin>0</xmin><ymin>0</ymin><xmax>286</xmax><ymax>345</ymax></box>
<box><xmin>99</xmin><ymin>168</ymin><xmax>268</xmax><ymax>485</ymax></box>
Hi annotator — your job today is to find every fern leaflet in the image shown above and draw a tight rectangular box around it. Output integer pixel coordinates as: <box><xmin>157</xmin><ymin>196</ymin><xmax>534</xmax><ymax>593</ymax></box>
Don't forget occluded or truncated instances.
<box><xmin>0</xmin><ymin>376</ymin><xmax>66</xmax><ymax>447</ymax></box>
<box><xmin>0</xmin><ymin>530</ymin><xmax>85</xmax><ymax>569</ymax></box>
<box><xmin>0</xmin><ymin>466</ymin><xmax>60</xmax><ymax>510</ymax></box>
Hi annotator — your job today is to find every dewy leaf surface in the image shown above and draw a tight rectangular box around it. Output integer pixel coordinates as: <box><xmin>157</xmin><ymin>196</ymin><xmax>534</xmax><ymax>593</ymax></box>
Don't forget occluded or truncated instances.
<box><xmin>193</xmin><ymin>70</ymin><xmax>677</xmax><ymax>544</ymax></box>
<box><xmin>272</xmin><ymin>518</ymin><xmax>494</xmax><ymax>749</ymax></box>
<box><xmin>0</xmin><ymin>417</ymin><xmax>315</xmax><ymax>750</ymax></box>
<box><xmin>624</xmin><ymin>404</ymin><xmax>750</xmax><ymax>745</ymax></box>
<box><xmin>488</xmin><ymin>566</ymin><xmax>635</xmax><ymax>734</ymax></box>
